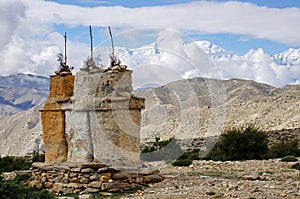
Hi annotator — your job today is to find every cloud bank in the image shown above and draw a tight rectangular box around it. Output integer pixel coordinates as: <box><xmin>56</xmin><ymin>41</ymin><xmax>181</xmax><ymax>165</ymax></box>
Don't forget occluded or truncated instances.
<box><xmin>0</xmin><ymin>0</ymin><xmax>299</xmax><ymax>87</ymax></box>
<box><xmin>20</xmin><ymin>0</ymin><xmax>300</xmax><ymax>45</ymax></box>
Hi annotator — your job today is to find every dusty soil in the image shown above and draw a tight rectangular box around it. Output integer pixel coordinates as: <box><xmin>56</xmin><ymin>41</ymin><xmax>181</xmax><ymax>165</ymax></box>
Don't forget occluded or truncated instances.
<box><xmin>123</xmin><ymin>159</ymin><xmax>300</xmax><ymax>199</ymax></box>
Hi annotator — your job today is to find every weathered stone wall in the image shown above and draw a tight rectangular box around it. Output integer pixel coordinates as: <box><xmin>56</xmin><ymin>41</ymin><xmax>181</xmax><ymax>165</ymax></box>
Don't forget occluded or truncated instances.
<box><xmin>63</xmin><ymin>69</ymin><xmax>144</xmax><ymax>166</ymax></box>
<box><xmin>48</xmin><ymin>75</ymin><xmax>75</xmax><ymax>99</ymax></box>
<box><xmin>63</xmin><ymin>71</ymin><xmax>99</xmax><ymax>163</ymax></box>
<box><xmin>41</xmin><ymin>74</ymin><xmax>75</xmax><ymax>163</ymax></box>
<box><xmin>92</xmin><ymin>107</ymin><xmax>142</xmax><ymax>166</ymax></box>
<box><xmin>29</xmin><ymin>162</ymin><xmax>164</xmax><ymax>194</ymax></box>
<box><xmin>96</xmin><ymin>70</ymin><xmax>133</xmax><ymax>97</ymax></box>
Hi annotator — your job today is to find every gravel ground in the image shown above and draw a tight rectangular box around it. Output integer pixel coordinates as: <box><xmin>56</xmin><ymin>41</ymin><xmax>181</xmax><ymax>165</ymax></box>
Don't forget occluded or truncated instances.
<box><xmin>122</xmin><ymin>159</ymin><xmax>300</xmax><ymax>199</ymax></box>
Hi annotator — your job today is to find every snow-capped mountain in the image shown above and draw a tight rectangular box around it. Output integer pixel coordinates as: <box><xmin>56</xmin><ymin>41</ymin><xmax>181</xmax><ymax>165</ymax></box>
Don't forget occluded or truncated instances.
<box><xmin>194</xmin><ymin>40</ymin><xmax>300</xmax><ymax>67</ymax></box>
<box><xmin>102</xmin><ymin>40</ymin><xmax>300</xmax><ymax>69</ymax></box>
<box><xmin>112</xmin><ymin>40</ymin><xmax>300</xmax><ymax>87</ymax></box>
<box><xmin>192</xmin><ymin>40</ymin><xmax>236</xmax><ymax>60</ymax></box>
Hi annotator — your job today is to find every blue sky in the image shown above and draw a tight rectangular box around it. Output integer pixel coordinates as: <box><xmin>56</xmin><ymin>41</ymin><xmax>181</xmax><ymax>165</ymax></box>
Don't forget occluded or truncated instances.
<box><xmin>47</xmin><ymin>0</ymin><xmax>300</xmax><ymax>9</ymax></box>
<box><xmin>45</xmin><ymin>0</ymin><xmax>300</xmax><ymax>55</ymax></box>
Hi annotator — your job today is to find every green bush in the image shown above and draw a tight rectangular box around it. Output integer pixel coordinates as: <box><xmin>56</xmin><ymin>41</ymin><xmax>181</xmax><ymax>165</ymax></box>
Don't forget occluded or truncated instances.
<box><xmin>0</xmin><ymin>180</ymin><xmax>55</xmax><ymax>199</ymax></box>
<box><xmin>203</xmin><ymin>144</ymin><xmax>224</xmax><ymax>161</ymax></box>
<box><xmin>206</xmin><ymin>191</ymin><xmax>216</xmax><ymax>195</ymax></box>
<box><xmin>281</xmin><ymin>155</ymin><xmax>298</xmax><ymax>162</ymax></box>
<box><xmin>292</xmin><ymin>163</ymin><xmax>300</xmax><ymax>170</ymax></box>
<box><xmin>205</xmin><ymin>124</ymin><xmax>268</xmax><ymax>161</ymax></box>
<box><xmin>0</xmin><ymin>156</ymin><xmax>31</xmax><ymax>173</ymax></box>
<box><xmin>266</xmin><ymin>140</ymin><xmax>300</xmax><ymax>158</ymax></box>
<box><xmin>172</xmin><ymin>159</ymin><xmax>192</xmax><ymax>166</ymax></box>
<box><xmin>32</xmin><ymin>151</ymin><xmax>45</xmax><ymax>163</ymax></box>
<box><xmin>0</xmin><ymin>155</ymin><xmax>54</xmax><ymax>199</ymax></box>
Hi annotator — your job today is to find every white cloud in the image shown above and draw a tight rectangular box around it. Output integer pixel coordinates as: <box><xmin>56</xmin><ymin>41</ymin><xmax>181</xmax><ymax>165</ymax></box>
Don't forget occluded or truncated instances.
<box><xmin>212</xmin><ymin>48</ymin><xmax>300</xmax><ymax>87</ymax></box>
<box><xmin>97</xmin><ymin>30</ymin><xmax>299</xmax><ymax>88</ymax></box>
<box><xmin>21</xmin><ymin>0</ymin><xmax>300</xmax><ymax>45</ymax></box>
<box><xmin>0</xmin><ymin>0</ymin><xmax>25</xmax><ymax>48</ymax></box>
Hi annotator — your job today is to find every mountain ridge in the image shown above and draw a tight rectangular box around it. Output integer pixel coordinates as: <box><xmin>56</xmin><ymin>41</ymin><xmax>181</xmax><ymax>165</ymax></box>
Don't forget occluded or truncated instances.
<box><xmin>0</xmin><ymin>73</ymin><xmax>49</xmax><ymax>115</ymax></box>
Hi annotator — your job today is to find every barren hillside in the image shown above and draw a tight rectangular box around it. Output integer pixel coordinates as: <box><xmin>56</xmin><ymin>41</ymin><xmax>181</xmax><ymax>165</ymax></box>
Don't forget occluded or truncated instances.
<box><xmin>0</xmin><ymin>77</ymin><xmax>299</xmax><ymax>156</ymax></box>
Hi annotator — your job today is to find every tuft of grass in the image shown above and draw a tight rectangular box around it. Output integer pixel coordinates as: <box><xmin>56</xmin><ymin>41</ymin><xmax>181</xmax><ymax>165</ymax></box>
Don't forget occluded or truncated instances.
<box><xmin>172</xmin><ymin>159</ymin><xmax>192</xmax><ymax>167</ymax></box>
<box><xmin>281</xmin><ymin>155</ymin><xmax>298</xmax><ymax>162</ymax></box>
<box><xmin>0</xmin><ymin>180</ymin><xmax>55</xmax><ymax>199</ymax></box>
<box><xmin>206</xmin><ymin>191</ymin><xmax>216</xmax><ymax>195</ymax></box>
<box><xmin>0</xmin><ymin>156</ymin><xmax>31</xmax><ymax>173</ymax></box>
<box><xmin>266</xmin><ymin>140</ymin><xmax>300</xmax><ymax>159</ymax></box>
<box><xmin>291</xmin><ymin>163</ymin><xmax>300</xmax><ymax>170</ymax></box>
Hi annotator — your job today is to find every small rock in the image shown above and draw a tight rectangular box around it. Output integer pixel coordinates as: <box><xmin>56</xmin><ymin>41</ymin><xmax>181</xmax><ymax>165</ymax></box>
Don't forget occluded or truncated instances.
<box><xmin>101</xmin><ymin>192</ymin><xmax>113</xmax><ymax>196</ymax></box>
<box><xmin>70</xmin><ymin>168</ymin><xmax>81</xmax><ymax>172</ymax></box>
<box><xmin>89</xmin><ymin>174</ymin><xmax>99</xmax><ymax>180</ymax></box>
<box><xmin>81</xmin><ymin>168</ymin><xmax>94</xmax><ymax>173</ymax></box>
<box><xmin>113</xmin><ymin>172</ymin><xmax>135</xmax><ymax>180</ymax></box>
<box><xmin>44</xmin><ymin>182</ymin><xmax>53</xmax><ymax>188</ymax></box>
<box><xmin>279</xmin><ymin>193</ymin><xmax>287</xmax><ymax>197</ymax></box>
<box><xmin>139</xmin><ymin>168</ymin><xmax>160</xmax><ymax>175</ymax></box>
<box><xmin>108</xmin><ymin>179</ymin><xmax>113</xmax><ymax>183</ymax></box>
<box><xmin>28</xmin><ymin>180</ymin><xmax>43</xmax><ymax>190</ymax></box>
<box><xmin>143</xmin><ymin>174</ymin><xmax>164</xmax><ymax>183</ymax></box>
<box><xmin>67</xmin><ymin>182</ymin><xmax>82</xmax><ymax>189</ymax></box>
<box><xmin>85</xmin><ymin>187</ymin><xmax>100</xmax><ymax>193</ymax></box>
<box><xmin>78</xmin><ymin>194</ymin><xmax>93</xmax><ymax>199</ymax></box>
<box><xmin>242</xmin><ymin>172</ymin><xmax>259</xmax><ymax>180</ymax></box>
<box><xmin>1</xmin><ymin>172</ymin><xmax>17</xmax><ymax>181</ymax></box>
<box><xmin>88</xmin><ymin>181</ymin><xmax>102</xmax><ymax>188</ymax></box>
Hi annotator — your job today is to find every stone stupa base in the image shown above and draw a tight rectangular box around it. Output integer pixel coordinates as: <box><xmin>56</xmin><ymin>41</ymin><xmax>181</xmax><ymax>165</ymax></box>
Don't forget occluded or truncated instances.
<box><xmin>28</xmin><ymin>162</ymin><xmax>164</xmax><ymax>194</ymax></box>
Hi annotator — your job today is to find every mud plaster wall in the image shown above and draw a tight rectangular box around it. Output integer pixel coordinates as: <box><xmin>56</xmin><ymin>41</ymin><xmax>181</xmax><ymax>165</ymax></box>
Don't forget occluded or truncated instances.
<box><xmin>41</xmin><ymin>75</ymin><xmax>75</xmax><ymax>163</ymax></box>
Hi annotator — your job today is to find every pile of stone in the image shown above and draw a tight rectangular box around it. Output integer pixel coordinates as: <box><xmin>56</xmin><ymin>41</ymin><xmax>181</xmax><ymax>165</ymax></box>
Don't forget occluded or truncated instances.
<box><xmin>29</xmin><ymin>162</ymin><xmax>164</xmax><ymax>194</ymax></box>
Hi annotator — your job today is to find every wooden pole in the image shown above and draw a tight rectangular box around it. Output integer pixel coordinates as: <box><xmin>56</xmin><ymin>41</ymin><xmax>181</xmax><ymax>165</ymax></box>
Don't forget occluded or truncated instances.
<box><xmin>64</xmin><ymin>32</ymin><xmax>67</xmax><ymax>65</ymax></box>
<box><xmin>90</xmin><ymin>25</ymin><xmax>93</xmax><ymax>60</ymax></box>
<box><xmin>108</xmin><ymin>26</ymin><xmax>114</xmax><ymax>58</ymax></box>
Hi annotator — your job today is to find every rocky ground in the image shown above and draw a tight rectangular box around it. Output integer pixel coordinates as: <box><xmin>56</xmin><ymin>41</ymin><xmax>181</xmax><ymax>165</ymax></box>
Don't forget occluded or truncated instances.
<box><xmin>123</xmin><ymin>159</ymin><xmax>300</xmax><ymax>199</ymax></box>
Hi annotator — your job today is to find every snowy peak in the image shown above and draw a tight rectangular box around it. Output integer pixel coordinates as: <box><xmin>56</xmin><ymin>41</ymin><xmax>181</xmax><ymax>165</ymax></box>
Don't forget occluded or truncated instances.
<box><xmin>274</xmin><ymin>48</ymin><xmax>300</xmax><ymax>66</ymax></box>
<box><xmin>192</xmin><ymin>40</ymin><xmax>235</xmax><ymax>60</ymax></box>
<box><xmin>193</xmin><ymin>40</ymin><xmax>226</xmax><ymax>54</ymax></box>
